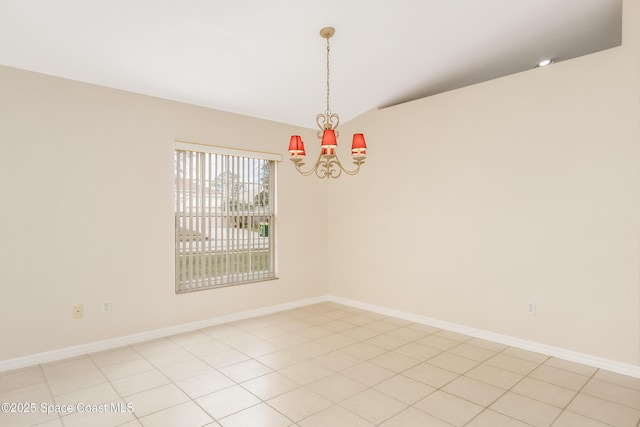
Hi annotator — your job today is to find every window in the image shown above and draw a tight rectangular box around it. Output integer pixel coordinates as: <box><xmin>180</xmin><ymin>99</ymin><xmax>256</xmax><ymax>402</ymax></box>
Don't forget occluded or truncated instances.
<box><xmin>174</xmin><ymin>142</ymin><xmax>280</xmax><ymax>293</ymax></box>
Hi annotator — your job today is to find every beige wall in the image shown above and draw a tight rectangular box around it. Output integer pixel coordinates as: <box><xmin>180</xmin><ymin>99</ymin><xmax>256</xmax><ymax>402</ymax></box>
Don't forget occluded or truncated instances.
<box><xmin>329</xmin><ymin>2</ymin><xmax>640</xmax><ymax>365</ymax></box>
<box><xmin>1</xmin><ymin>3</ymin><xmax>638</xmax><ymax>368</ymax></box>
<box><xmin>0</xmin><ymin>66</ymin><xmax>328</xmax><ymax>360</ymax></box>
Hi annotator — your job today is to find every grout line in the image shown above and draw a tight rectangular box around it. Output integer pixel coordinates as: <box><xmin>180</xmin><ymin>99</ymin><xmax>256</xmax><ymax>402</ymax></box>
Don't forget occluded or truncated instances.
<box><xmin>3</xmin><ymin>302</ymin><xmax>639</xmax><ymax>427</ymax></box>
<box><xmin>549</xmin><ymin>368</ymin><xmax>618</xmax><ymax>427</ymax></box>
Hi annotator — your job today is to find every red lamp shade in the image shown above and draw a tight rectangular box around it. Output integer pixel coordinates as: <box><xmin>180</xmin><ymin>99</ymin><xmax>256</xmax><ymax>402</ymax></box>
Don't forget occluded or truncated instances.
<box><xmin>321</xmin><ymin>129</ymin><xmax>337</xmax><ymax>148</ymax></box>
<box><xmin>321</xmin><ymin>147</ymin><xmax>335</xmax><ymax>156</ymax></box>
<box><xmin>288</xmin><ymin>135</ymin><xmax>305</xmax><ymax>157</ymax></box>
<box><xmin>351</xmin><ymin>133</ymin><xmax>367</xmax><ymax>155</ymax></box>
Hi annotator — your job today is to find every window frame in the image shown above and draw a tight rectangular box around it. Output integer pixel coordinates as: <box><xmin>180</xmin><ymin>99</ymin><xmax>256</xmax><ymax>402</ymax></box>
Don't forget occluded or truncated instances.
<box><xmin>174</xmin><ymin>141</ymin><xmax>280</xmax><ymax>294</ymax></box>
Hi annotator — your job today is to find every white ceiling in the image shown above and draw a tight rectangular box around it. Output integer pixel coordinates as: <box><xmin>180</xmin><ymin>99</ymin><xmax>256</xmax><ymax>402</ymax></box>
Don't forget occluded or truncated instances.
<box><xmin>0</xmin><ymin>0</ymin><xmax>622</xmax><ymax>128</ymax></box>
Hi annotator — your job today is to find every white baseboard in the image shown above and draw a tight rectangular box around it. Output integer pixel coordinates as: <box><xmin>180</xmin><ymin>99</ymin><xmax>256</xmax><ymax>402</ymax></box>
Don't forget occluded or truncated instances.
<box><xmin>328</xmin><ymin>295</ymin><xmax>640</xmax><ymax>379</ymax></box>
<box><xmin>3</xmin><ymin>294</ymin><xmax>639</xmax><ymax>379</ymax></box>
<box><xmin>0</xmin><ymin>296</ymin><xmax>328</xmax><ymax>373</ymax></box>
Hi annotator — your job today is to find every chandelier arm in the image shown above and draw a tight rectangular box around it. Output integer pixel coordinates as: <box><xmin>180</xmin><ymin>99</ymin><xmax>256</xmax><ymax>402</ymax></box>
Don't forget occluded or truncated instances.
<box><xmin>292</xmin><ymin>157</ymin><xmax>321</xmax><ymax>176</ymax></box>
<box><xmin>293</xmin><ymin>154</ymin><xmax>357</xmax><ymax>179</ymax></box>
<box><xmin>332</xmin><ymin>155</ymin><xmax>361</xmax><ymax>176</ymax></box>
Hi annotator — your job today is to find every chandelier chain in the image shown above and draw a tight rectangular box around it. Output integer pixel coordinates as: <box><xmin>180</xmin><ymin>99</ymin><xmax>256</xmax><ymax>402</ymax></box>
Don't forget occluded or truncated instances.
<box><xmin>326</xmin><ymin>36</ymin><xmax>331</xmax><ymax>115</ymax></box>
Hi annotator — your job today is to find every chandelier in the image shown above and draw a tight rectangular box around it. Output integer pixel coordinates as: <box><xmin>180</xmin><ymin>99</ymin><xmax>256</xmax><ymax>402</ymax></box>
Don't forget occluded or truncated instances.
<box><xmin>288</xmin><ymin>27</ymin><xmax>367</xmax><ymax>179</ymax></box>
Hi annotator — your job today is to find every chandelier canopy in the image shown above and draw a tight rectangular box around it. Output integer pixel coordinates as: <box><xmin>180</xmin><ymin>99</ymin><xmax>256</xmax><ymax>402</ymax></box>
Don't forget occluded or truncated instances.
<box><xmin>288</xmin><ymin>27</ymin><xmax>367</xmax><ymax>179</ymax></box>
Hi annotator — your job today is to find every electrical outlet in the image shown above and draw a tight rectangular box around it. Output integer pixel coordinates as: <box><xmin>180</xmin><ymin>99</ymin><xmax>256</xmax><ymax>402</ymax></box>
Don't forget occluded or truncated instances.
<box><xmin>527</xmin><ymin>302</ymin><xmax>536</xmax><ymax>315</ymax></box>
<box><xmin>72</xmin><ymin>305</ymin><xmax>84</xmax><ymax>319</ymax></box>
<box><xmin>102</xmin><ymin>300</ymin><xmax>111</xmax><ymax>313</ymax></box>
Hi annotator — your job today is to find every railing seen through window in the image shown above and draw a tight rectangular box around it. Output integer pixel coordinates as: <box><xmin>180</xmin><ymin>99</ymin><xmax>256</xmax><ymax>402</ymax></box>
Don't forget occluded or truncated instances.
<box><xmin>175</xmin><ymin>143</ymin><xmax>279</xmax><ymax>293</ymax></box>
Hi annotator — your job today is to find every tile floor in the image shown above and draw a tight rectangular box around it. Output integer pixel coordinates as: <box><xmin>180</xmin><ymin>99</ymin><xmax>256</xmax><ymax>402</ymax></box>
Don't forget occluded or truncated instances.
<box><xmin>1</xmin><ymin>302</ymin><xmax>640</xmax><ymax>426</ymax></box>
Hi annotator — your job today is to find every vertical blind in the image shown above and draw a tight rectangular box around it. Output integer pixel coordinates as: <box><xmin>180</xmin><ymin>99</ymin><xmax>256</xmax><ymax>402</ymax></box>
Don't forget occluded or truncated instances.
<box><xmin>174</xmin><ymin>142</ymin><xmax>279</xmax><ymax>293</ymax></box>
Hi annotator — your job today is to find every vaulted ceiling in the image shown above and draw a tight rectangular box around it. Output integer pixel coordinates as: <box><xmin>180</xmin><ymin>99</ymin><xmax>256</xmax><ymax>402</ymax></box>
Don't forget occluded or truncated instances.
<box><xmin>0</xmin><ymin>0</ymin><xmax>622</xmax><ymax>128</ymax></box>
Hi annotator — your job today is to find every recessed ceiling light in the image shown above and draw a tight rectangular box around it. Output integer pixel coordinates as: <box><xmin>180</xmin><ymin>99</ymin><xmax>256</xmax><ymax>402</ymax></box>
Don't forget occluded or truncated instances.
<box><xmin>537</xmin><ymin>59</ymin><xmax>555</xmax><ymax>68</ymax></box>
